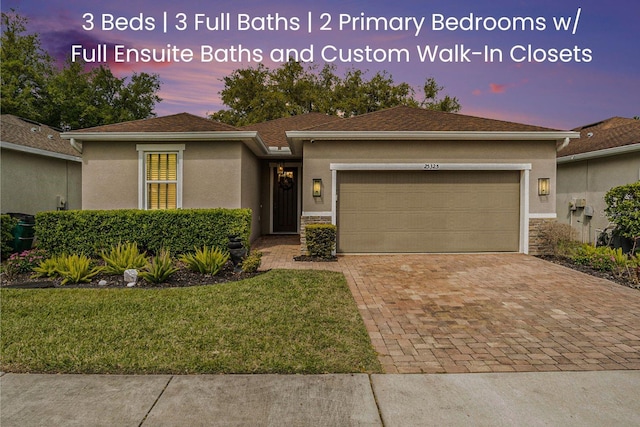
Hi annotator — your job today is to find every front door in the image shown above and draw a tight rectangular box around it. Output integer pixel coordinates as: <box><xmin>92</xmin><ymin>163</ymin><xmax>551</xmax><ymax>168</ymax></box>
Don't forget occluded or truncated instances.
<box><xmin>273</xmin><ymin>167</ymin><xmax>298</xmax><ymax>233</ymax></box>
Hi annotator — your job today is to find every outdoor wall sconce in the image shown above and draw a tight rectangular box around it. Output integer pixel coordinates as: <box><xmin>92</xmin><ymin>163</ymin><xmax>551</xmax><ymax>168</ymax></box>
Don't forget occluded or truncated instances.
<box><xmin>312</xmin><ymin>178</ymin><xmax>322</xmax><ymax>197</ymax></box>
<box><xmin>538</xmin><ymin>178</ymin><xmax>550</xmax><ymax>196</ymax></box>
<box><xmin>277</xmin><ymin>162</ymin><xmax>285</xmax><ymax>177</ymax></box>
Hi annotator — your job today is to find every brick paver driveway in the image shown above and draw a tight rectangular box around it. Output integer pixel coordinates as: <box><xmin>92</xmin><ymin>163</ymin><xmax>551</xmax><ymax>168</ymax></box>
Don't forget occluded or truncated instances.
<box><xmin>255</xmin><ymin>237</ymin><xmax>640</xmax><ymax>374</ymax></box>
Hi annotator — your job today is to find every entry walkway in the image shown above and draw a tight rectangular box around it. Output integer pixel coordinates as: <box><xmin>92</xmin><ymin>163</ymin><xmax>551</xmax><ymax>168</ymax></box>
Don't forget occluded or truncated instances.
<box><xmin>254</xmin><ymin>236</ymin><xmax>640</xmax><ymax>374</ymax></box>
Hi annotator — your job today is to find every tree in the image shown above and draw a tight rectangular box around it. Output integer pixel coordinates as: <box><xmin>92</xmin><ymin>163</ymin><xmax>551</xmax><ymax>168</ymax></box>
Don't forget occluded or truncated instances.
<box><xmin>1</xmin><ymin>11</ymin><xmax>161</xmax><ymax>129</ymax></box>
<box><xmin>421</xmin><ymin>77</ymin><xmax>461</xmax><ymax>112</ymax></box>
<box><xmin>45</xmin><ymin>62</ymin><xmax>161</xmax><ymax>129</ymax></box>
<box><xmin>210</xmin><ymin>59</ymin><xmax>460</xmax><ymax>126</ymax></box>
<box><xmin>0</xmin><ymin>10</ymin><xmax>54</xmax><ymax>122</ymax></box>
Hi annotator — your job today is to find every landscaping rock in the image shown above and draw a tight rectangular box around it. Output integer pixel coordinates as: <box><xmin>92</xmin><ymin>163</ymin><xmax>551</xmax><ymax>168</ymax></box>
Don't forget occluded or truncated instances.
<box><xmin>124</xmin><ymin>269</ymin><xmax>138</xmax><ymax>287</ymax></box>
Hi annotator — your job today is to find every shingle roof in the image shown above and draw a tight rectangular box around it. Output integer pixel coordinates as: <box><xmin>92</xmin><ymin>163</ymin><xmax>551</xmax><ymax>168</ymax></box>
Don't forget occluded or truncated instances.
<box><xmin>557</xmin><ymin>117</ymin><xmax>640</xmax><ymax>157</ymax></box>
<box><xmin>305</xmin><ymin>105</ymin><xmax>561</xmax><ymax>132</ymax></box>
<box><xmin>239</xmin><ymin>113</ymin><xmax>342</xmax><ymax>147</ymax></box>
<box><xmin>71</xmin><ymin>113</ymin><xmax>239</xmax><ymax>133</ymax></box>
<box><xmin>1</xmin><ymin>115</ymin><xmax>80</xmax><ymax>158</ymax></box>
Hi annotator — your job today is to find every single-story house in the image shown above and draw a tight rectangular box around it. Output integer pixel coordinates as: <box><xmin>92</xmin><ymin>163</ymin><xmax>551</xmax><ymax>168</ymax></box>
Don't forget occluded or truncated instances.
<box><xmin>1</xmin><ymin>115</ymin><xmax>82</xmax><ymax>215</ymax></box>
<box><xmin>557</xmin><ymin>117</ymin><xmax>640</xmax><ymax>244</ymax></box>
<box><xmin>61</xmin><ymin>106</ymin><xmax>579</xmax><ymax>254</ymax></box>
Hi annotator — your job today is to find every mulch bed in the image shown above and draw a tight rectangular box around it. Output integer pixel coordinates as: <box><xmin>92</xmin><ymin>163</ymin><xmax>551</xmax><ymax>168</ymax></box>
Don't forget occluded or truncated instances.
<box><xmin>538</xmin><ymin>255</ymin><xmax>638</xmax><ymax>289</ymax></box>
<box><xmin>1</xmin><ymin>263</ymin><xmax>263</xmax><ymax>289</ymax></box>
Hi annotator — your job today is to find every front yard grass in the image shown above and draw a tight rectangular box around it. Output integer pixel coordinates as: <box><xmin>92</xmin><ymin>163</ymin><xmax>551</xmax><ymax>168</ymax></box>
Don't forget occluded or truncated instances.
<box><xmin>0</xmin><ymin>269</ymin><xmax>382</xmax><ymax>374</ymax></box>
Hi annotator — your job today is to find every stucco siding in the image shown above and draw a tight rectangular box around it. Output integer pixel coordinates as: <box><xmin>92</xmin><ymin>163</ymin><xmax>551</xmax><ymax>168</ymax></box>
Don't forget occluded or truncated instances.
<box><xmin>557</xmin><ymin>152</ymin><xmax>640</xmax><ymax>243</ymax></box>
<box><xmin>81</xmin><ymin>142</ymin><xmax>138</xmax><ymax>210</ymax></box>
<box><xmin>240</xmin><ymin>144</ymin><xmax>262</xmax><ymax>241</ymax></box>
<box><xmin>182</xmin><ymin>142</ymin><xmax>242</xmax><ymax>208</ymax></box>
<box><xmin>302</xmin><ymin>139</ymin><xmax>557</xmax><ymax>215</ymax></box>
<box><xmin>1</xmin><ymin>149</ymin><xmax>82</xmax><ymax>214</ymax></box>
<box><xmin>81</xmin><ymin>140</ymin><xmax>248</xmax><ymax>210</ymax></box>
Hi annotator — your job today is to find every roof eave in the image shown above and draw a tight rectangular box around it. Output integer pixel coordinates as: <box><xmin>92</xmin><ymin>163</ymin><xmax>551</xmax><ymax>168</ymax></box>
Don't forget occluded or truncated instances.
<box><xmin>61</xmin><ymin>131</ymin><xmax>270</xmax><ymax>156</ymax></box>
<box><xmin>286</xmin><ymin>130</ymin><xmax>580</xmax><ymax>141</ymax></box>
<box><xmin>0</xmin><ymin>140</ymin><xmax>82</xmax><ymax>162</ymax></box>
<box><xmin>557</xmin><ymin>143</ymin><xmax>640</xmax><ymax>163</ymax></box>
<box><xmin>286</xmin><ymin>130</ymin><xmax>579</xmax><ymax>155</ymax></box>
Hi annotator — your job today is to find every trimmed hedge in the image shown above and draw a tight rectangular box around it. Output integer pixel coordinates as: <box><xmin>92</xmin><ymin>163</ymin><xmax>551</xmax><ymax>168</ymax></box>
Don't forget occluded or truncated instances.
<box><xmin>305</xmin><ymin>224</ymin><xmax>336</xmax><ymax>258</ymax></box>
<box><xmin>1</xmin><ymin>215</ymin><xmax>18</xmax><ymax>259</ymax></box>
<box><xmin>35</xmin><ymin>209</ymin><xmax>251</xmax><ymax>257</ymax></box>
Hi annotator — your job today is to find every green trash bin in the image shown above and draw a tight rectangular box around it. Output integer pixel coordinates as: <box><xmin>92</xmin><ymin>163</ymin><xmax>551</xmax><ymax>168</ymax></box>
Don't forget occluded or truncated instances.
<box><xmin>8</xmin><ymin>213</ymin><xmax>36</xmax><ymax>252</ymax></box>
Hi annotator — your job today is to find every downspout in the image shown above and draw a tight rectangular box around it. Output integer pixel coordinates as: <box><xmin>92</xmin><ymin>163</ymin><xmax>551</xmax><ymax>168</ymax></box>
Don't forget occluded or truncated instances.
<box><xmin>557</xmin><ymin>137</ymin><xmax>570</xmax><ymax>152</ymax></box>
<box><xmin>70</xmin><ymin>138</ymin><xmax>83</xmax><ymax>154</ymax></box>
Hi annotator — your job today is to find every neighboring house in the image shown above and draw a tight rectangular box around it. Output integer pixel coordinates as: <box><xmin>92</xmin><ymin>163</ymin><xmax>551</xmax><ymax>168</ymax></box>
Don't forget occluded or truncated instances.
<box><xmin>556</xmin><ymin>117</ymin><xmax>640</xmax><ymax>244</ymax></box>
<box><xmin>61</xmin><ymin>106</ymin><xmax>579</xmax><ymax>254</ymax></box>
<box><xmin>1</xmin><ymin>115</ymin><xmax>82</xmax><ymax>215</ymax></box>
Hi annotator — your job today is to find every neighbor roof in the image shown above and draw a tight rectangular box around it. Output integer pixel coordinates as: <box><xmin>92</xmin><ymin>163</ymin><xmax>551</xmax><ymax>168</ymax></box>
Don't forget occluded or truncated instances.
<box><xmin>304</xmin><ymin>105</ymin><xmax>561</xmax><ymax>132</ymax></box>
<box><xmin>557</xmin><ymin>117</ymin><xmax>640</xmax><ymax>157</ymax></box>
<box><xmin>1</xmin><ymin>115</ymin><xmax>80</xmax><ymax>159</ymax></box>
<box><xmin>239</xmin><ymin>113</ymin><xmax>342</xmax><ymax>147</ymax></box>
<box><xmin>70</xmin><ymin>112</ymin><xmax>239</xmax><ymax>133</ymax></box>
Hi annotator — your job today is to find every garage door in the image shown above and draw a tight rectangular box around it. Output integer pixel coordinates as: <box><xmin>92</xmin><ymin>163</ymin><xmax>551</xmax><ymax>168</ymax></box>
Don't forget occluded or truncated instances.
<box><xmin>337</xmin><ymin>170</ymin><xmax>521</xmax><ymax>253</ymax></box>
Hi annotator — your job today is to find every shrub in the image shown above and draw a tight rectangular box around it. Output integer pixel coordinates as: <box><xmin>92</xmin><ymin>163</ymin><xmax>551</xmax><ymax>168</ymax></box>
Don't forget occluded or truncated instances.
<box><xmin>1</xmin><ymin>215</ymin><xmax>18</xmax><ymax>259</ymax></box>
<box><xmin>56</xmin><ymin>254</ymin><xmax>104</xmax><ymax>285</ymax></box>
<box><xmin>605</xmin><ymin>182</ymin><xmax>640</xmax><ymax>251</ymax></box>
<box><xmin>35</xmin><ymin>209</ymin><xmax>252</xmax><ymax>257</ymax></box>
<box><xmin>241</xmin><ymin>251</ymin><xmax>262</xmax><ymax>273</ymax></box>
<box><xmin>139</xmin><ymin>250</ymin><xmax>179</xmax><ymax>284</ymax></box>
<box><xmin>537</xmin><ymin>221</ymin><xmax>577</xmax><ymax>257</ymax></box>
<box><xmin>570</xmin><ymin>244</ymin><xmax>629</xmax><ymax>273</ymax></box>
<box><xmin>4</xmin><ymin>249</ymin><xmax>47</xmax><ymax>279</ymax></box>
<box><xmin>305</xmin><ymin>224</ymin><xmax>336</xmax><ymax>258</ymax></box>
<box><xmin>609</xmin><ymin>247</ymin><xmax>629</xmax><ymax>277</ymax></box>
<box><xmin>629</xmin><ymin>253</ymin><xmax>640</xmax><ymax>285</ymax></box>
<box><xmin>571</xmin><ymin>244</ymin><xmax>597</xmax><ymax>266</ymax></box>
<box><xmin>32</xmin><ymin>255</ymin><xmax>66</xmax><ymax>279</ymax></box>
<box><xmin>179</xmin><ymin>246</ymin><xmax>229</xmax><ymax>276</ymax></box>
<box><xmin>100</xmin><ymin>242</ymin><xmax>147</xmax><ymax>275</ymax></box>
<box><xmin>589</xmin><ymin>247</ymin><xmax>615</xmax><ymax>272</ymax></box>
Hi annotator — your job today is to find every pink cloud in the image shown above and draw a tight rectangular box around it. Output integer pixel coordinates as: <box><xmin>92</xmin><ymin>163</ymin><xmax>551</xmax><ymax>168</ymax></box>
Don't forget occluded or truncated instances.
<box><xmin>490</xmin><ymin>83</ymin><xmax>507</xmax><ymax>94</ymax></box>
<box><xmin>472</xmin><ymin>89</ymin><xmax>482</xmax><ymax>96</ymax></box>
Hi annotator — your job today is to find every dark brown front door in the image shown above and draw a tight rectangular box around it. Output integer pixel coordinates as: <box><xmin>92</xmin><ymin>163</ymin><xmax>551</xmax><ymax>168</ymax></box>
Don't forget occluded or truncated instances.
<box><xmin>273</xmin><ymin>167</ymin><xmax>298</xmax><ymax>233</ymax></box>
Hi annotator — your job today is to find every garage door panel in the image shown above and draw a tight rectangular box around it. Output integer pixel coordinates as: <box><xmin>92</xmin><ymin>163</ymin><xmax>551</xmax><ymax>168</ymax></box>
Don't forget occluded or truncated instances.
<box><xmin>337</xmin><ymin>170</ymin><xmax>520</xmax><ymax>253</ymax></box>
<box><xmin>339</xmin><ymin>230</ymin><xmax>519</xmax><ymax>253</ymax></box>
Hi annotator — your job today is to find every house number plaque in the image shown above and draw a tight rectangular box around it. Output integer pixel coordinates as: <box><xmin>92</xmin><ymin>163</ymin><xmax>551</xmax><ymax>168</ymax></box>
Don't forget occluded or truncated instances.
<box><xmin>423</xmin><ymin>163</ymin><xmax>440</xmax><ymax>170</ymax></box>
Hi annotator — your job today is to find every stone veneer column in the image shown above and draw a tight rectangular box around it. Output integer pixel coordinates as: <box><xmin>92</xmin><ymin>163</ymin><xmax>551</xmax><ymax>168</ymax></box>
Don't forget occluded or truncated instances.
<box><xmin>299</xmin><ymin>215</ymin><xmax>332</xmax><ymax>255</ymax></box>
<box><xmin>529</xmin><ymin>218</ymin><xmax>556</xmax><ymax>256</ymax></box>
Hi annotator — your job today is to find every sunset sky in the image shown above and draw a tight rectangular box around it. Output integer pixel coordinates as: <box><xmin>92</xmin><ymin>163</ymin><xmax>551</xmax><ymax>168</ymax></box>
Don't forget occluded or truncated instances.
<box><xmin>4</xmin><ymin>0</ymin><xmax>639</xmax><ymax>130</ymax></box>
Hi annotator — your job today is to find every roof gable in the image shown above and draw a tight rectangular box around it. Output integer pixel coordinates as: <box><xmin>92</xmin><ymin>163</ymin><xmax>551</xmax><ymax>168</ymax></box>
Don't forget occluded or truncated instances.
<box><xmin>1</xmin><ymin>115</ymin><xmax>80</xmax><ymax>158</ymax></box>
<box><xmin>305</xmin><ymin>105</ymin><xmax>561</xmax><ymax>132</ymax></box>
<box><xmin>71</xmin><ymin>113</ymin><xmax>239</xmax><ymax>133</ymax></box>
<box><xmin>239</xmin><ymin>113</ymin><xmax>342</xmax><ymax>147</ymax></box>
<box><xmin>558</xmin><ymin>117</ymin><xmax>640</xmax><ymax>157</ymax></box>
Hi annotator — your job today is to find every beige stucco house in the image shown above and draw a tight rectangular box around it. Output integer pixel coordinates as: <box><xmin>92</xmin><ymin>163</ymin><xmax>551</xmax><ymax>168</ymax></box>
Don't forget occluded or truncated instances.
<box><xmin>62</xmin><ymin>106</ymin><xmax>579</xmax><ymax>254</ymax></box>
<box><xmin>1</xmin><ymin>115</ymin><xmax>82</xmax><ymax>215</ymax></box>
<box><xmin>557</xmin><ymin>117</ymin><xmax>640</xmax><ymax>244</ymax></box>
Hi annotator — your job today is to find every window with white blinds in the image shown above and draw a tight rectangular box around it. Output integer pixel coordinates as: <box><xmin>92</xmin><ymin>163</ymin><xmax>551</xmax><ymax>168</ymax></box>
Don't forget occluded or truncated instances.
<box><xmin>146</xmin><ymin>153</ymin><xmax>177</xmax><ymax>209</ymax></box>
<box><xmin>137</xmin><ymin>144</ymin><xmax>184</xmax><ymax>210</ymax></box>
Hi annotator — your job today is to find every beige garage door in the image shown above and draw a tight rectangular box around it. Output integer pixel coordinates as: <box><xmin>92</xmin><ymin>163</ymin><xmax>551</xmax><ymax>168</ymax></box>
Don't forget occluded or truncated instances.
<box><xmin>337</xmin><ymin>170</ymin><xmax>521</xmax><ymax>253</ymax></box>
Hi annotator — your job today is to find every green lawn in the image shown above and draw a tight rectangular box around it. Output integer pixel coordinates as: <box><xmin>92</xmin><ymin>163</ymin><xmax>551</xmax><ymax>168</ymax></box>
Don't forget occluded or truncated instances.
<box><xmin>0</xmin><ymin>269</ymin><xmax>382</xmax><ymax>374</ymax></box>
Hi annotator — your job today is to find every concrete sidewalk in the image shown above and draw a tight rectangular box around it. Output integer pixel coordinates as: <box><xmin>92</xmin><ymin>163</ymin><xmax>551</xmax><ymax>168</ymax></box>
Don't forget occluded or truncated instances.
<box><xmin>2</xmin><ymin>371</ymin><xmax>639</xmax><ymax>426</ymax></box>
